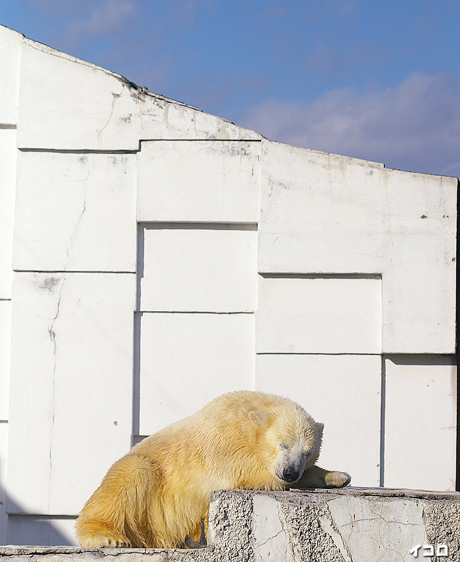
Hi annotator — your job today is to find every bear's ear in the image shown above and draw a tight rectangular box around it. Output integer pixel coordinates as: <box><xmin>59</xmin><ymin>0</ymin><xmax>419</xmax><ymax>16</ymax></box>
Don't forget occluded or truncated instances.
<box><xmin>315</xmin><ymin>422</ymin><xmax>324</xmax><ymax>439</ymax></box>
<box><xmin>248</xmin><ymin>411</ymin><xmax>271</xmax><ymax>429</ymax></box>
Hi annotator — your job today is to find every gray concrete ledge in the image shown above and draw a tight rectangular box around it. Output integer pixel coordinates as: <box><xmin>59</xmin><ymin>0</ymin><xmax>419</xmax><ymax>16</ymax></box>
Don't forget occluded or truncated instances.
<box><xmin>0</xmin><ymin>547</ymin><xmax>207</xmax><ymax>561</ymax></box>
<box><xmin>2</xmin><ymin>487</ymin><xmax>460</xmax><ymax>561</ymax></box>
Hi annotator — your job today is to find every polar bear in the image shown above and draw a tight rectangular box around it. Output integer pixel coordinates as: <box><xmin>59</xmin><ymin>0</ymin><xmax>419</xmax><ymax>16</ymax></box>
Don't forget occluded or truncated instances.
<box><xmin>75</xmin><ymin>390</ymin><xmax>350</xmax><ymax>548</ymax></box>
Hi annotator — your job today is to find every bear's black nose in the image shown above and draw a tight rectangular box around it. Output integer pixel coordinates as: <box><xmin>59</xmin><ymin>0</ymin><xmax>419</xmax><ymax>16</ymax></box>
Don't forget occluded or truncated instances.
<box><xmin>282</xmin><ymin>467</ymin><xmax>299</xmax><ymax>482</ymax></box>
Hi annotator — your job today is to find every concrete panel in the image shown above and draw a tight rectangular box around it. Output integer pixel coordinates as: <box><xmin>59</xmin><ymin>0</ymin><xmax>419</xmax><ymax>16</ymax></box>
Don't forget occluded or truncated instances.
<box><xmin>0</xmin><ymin>423</ymin><xmax>7</xmax><ymax>545</ymax></box>
<box><xmin>8</xmin><ymin>272</ymin><xmax>135</xmax><ymax>515</ymax></box>
<box><xmin>139</xmin><ymin>313</ymin><xmax>255</xmax><ymax>434</ymax></box>
<box><xmin>137</xmin><ymin>141</ymin><xmax>260</xmax><ymax>223</ymax></box>
<box><xmin>384</xmin><ymin>356</ymin><xmax>457</xmax><ymax>491</ymax></box>
<box><xmin>259</xmin><ymin>141</ymin><xmax>456</xmax><ymax>272</ymax></box>
<box><xmin>7</xmin><ymin>516</ymin><xmax>78</xmax><ymax>547</ymax></box>
<box><xmin>259</xmin><ymin>141</ymin><xmax>385</xmax><ymax>274</ymax></box>
<box><xmin>256</xmin><ymin>354</ymin><xmax>382</xmax><ymax>487</ymax></box>
<box><xmin>14</xmin><ymin>152</ymin><xmax>137</xmax><ymax>272</ymax></box>
<box><xmin>0</xmin><ymin>26</ymin><xmax>22</xmax><ymax>124</ymax></box>
<box><xmin>257</xmin><ymin>275</ymin><xmax>381</xmax><ymax>354</ymax></box>
<box><xmin>140</xmin><ymin>225</ymin><xmax>257</xmax><ymax>313</ymax></box>
<box><xmin>0</xmin><ymin>301</ymin><xmax>11</xmax><ymax>420</ymax></box>
<box><xmin>0</xmin><ymin>129</ymin><xmax>17</xmax><ymax>298</ymax></box>
<box><xmin>382</xmin><ymin>234</ymin><xmax>456</xmax><ymax>353</ymax></box>
<box><xmin>17</xmin><ymin>40</ymin><xmax>140</xmax><ymax>150</ymax></box>
<box><xmin>258</xmin><ymin>140</ymin><xmax>457</xmax><ymax>354</ymax></box>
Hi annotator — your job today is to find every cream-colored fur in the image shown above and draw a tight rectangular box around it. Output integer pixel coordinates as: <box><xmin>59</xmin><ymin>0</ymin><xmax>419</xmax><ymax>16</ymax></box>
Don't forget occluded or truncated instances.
<box><xmin>75</xmin><ymin>391</ymin><xmax>350</xmax><ymax>548</ymax></box>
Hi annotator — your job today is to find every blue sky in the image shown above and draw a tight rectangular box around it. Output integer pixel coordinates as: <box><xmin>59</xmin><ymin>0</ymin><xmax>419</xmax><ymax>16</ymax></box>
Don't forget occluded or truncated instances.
<box><xmin>2</xmin><ymin>0</ymin><xmax>460</xmax><ymax>177</ymax></box>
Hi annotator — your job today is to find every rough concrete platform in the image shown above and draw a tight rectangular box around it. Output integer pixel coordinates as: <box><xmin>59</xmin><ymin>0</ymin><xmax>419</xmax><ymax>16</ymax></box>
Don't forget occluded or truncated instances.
<box><xmin>1</xmin><ymin>487</ymin><xmax>460</xmax><ymax>561</ymax></box>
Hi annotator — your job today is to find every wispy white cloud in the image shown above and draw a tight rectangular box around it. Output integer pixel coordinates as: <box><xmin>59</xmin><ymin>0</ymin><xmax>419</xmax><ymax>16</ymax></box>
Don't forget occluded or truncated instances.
<box><xmin>24</xmin><ymin>0</ymin><xmax>139</xmax><ymax>55</ymax></box>
<box><xmin>238</xmin><ymin>72</ymin><xmax>460</xmax><ymax>177</ymax></box>
<box><xmin>303</xmin><ymin>39</ymin><xmax>388</xmax><ymax>80</ymax></box>
<box><xmin>65</xmin><ymin>0</ymin><xmax>137</xmax><ymax>42</ymax></box>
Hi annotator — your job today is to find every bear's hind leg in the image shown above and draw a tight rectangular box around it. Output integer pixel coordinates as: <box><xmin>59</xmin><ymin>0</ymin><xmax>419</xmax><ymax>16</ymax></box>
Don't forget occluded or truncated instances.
<box><xmin>75</xmin><ymin>454</ymin><xmax>157</xmax><ymax>548</ymax></box>
<box><xmin>76</xmin><ymin>520</ymin><xmax>131</xmax><ymax>548</ymax></box>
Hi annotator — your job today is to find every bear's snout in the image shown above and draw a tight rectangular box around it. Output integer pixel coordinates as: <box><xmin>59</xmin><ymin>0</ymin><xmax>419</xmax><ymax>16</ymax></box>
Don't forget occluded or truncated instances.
<box><xmin>282</xmin><ymin>466</ymin><xmax>301</xmax><ymax>483</ymax></box>
<box><xmin>275</xmin><ymin>447</ymin><xmax>307</xmax><ymax>484</ymax></box>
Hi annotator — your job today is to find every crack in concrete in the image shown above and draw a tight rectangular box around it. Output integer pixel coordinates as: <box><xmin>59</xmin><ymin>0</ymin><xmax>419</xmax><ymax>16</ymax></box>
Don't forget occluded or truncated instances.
<box><xmin>339</xmin><ymin>517</ymin><xmax>421</xmax><ymax>528</ymax></box>
<box><xmin>368</xmin><ymin>500</ymin><xmax>413</xmax><ymax>562</ymax></box>
<box><xmin>46</xmin><ymin>161</ymin><xmax>91</xmax><ymax>501</ymax></box>
<box><xmin>332</xmin><ymin>495</ymin><xmax>419</xmax><ymax>562</ymax></box>
<box><xmin>47</xmin><ymin>275</ymin><xmax>64</xmax><ymax>511</ymax></box>
<box><xmin>254</xmin><ymin>528</ymin><xmax>285</xmax><ymax>549</ymax></box>
<box><xmin>98</xmin><ymin>90</ymin><xmax>122</xmax><ymax>145</ymax></box>
<box><xmin>66</xmin><ymin>169</ymin><xmax>89</xmax><ymax>267</ymax></box>
<box><xmin>45</xmin><ymin>160</ymin><xmax>90</xmax><ymax>507</ymax></box>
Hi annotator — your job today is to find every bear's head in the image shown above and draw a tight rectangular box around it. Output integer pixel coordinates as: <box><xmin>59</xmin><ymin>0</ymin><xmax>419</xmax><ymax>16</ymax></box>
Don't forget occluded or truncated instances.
<box><xmin>248</xmin><ymin>404</ymin><xmax>323</xmax><ymax>485</ymax></box>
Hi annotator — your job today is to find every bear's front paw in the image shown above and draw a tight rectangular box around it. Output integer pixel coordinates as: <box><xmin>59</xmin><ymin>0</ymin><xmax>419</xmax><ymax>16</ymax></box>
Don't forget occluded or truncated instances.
<box><xmin>79</xmin><ymin>532</ymin><xmax>131</xmax><ymax>548</ymax></box>
<box><xmin>324</xmin><ymin>471</ymin><xmax>351</xmax><ymax>488</ymax></box>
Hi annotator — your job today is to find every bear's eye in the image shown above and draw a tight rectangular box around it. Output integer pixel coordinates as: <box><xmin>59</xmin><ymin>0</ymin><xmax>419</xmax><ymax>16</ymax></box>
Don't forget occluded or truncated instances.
<box><xmin>279</xmin><ymin>442</ymin><xmax>289</xmax><ymax>450</ymax></box>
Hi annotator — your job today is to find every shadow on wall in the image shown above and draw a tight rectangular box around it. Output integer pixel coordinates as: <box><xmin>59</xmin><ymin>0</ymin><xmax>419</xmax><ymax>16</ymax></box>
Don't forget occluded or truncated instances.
<box><xmin>0</xmin><ymin>479</ymin><xmax>77</xmax><ymax>546</ymax></box>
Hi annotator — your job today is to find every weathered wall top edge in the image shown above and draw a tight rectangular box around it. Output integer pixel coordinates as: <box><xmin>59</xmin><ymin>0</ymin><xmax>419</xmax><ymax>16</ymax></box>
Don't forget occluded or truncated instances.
<box><xmin>0</xmin><ymin>24</ymin><xmax>260</xmax><ymax>143</ymax></box>
<box><xmin>210</xmin><ymin>486</ymin><xmax>460</xmax><ymax>502</ymax></box>
<box><xmin>3</xmin><ymin>25</ymin><xmax>458</xmax><ymax>181</ymax></box>
<box><xmin>263</xmin><ymin>137</ymin><xmax>386</xmax><ymax>169</ymax></box>
<box><xmin>263</xmin><ymin>136</ymin><xmax>459</xmax><ymax>182</ymax></box>
<box><xmin>295</xmin><ymin>485</ymin><xmax>460</xmax><ymax>500</ymax></box>
<box><xmin>0</xmin><ymin>23</ymin><xmax>24</xmax><ymax>40</ymax></box>
<box><xmin>382</xmin><ymin>166</ymin><xmax>460</xmax><ymax>183</ymax></box>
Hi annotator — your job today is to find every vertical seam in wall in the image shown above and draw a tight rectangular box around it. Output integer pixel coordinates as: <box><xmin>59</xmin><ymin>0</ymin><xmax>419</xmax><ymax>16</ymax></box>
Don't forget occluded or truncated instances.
<box><xmin>136</xmin><ymin>223</ymin><xmax>144</xmax><ymax>312</ymax></box>
<box><xmin>380</xmin><ymin>268</ymin><xmax>385</xmax><ymax>487</ymax></box>
<box><xmin>132</xmin><ymin>312</ymin><xmax>141</xmax><ymax>440</ymax></box>
<box><xmin>380</xmin><ymin>355</ymin><xmax>386</xmax><ymax>487</ymax></box>
<box><xmin>456</xmin><ymin>177</ymin><xmax>459</xmax><ymax>490</ymax></box>
<box><xmin>132</xmin><ymin>224</ymin><xmax>144</xmax><ymax>441</ymax></box>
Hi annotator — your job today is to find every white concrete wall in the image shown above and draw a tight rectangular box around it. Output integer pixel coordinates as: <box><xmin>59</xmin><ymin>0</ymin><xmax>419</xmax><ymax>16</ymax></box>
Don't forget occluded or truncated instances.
<box><xmin>0</xmin><ymin>24</ymin><xmax>457</xmax><ymax>546</ymax></box>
